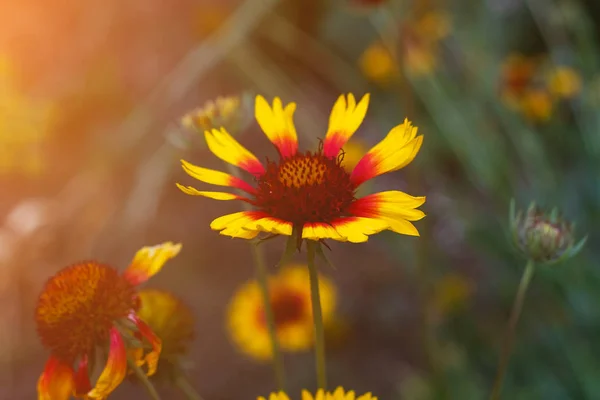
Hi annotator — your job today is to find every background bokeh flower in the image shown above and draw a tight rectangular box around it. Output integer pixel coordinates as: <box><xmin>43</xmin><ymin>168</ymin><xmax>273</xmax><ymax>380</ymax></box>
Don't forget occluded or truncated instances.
<box><xmin>227</xmin><ymin>264</ymin><xmax>336</xmax><ymax>360</ymax></box>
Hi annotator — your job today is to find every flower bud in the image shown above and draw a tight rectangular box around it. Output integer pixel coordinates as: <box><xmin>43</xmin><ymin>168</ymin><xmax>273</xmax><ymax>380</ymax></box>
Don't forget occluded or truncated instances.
<box><xmin>510</xmin><ymin>200</ymin><xmax>587</xmax><ymax>264</ymax></box>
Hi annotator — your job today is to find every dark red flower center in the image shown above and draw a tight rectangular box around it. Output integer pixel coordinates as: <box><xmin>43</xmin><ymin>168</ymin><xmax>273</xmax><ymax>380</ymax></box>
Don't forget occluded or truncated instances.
<box><xmin>253</xmin><ymin>148</ymin><xmax>356</xmax><ymax>226</ymax></box>
<box><xmin>35</xmin><ymin>262</ymin><xmax>136</xmax><ymax>364</ymax></box>
<box><xmin>257</xmin><ymin>289</ymin><xmax>307</xmax><ymax>328</ymax></box>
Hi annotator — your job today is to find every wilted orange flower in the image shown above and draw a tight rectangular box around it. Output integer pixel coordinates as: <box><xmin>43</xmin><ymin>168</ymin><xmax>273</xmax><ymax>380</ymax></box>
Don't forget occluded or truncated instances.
<box><xmin>519</xmin><ymin>88</ymin><xmax>553</xmax><ymax>122</ymax></box>
<box><xmin>401</xmin><ymin>12</ymin><xmax>451</xmax><ymax>76</ymax></box>
<box><xmin>227</xmin><ymin>264</ymin><xmax>336</xmax><ymax>360</ymax></box>
<box><xmin>177</xmin><ymin>94</ymin><xmax>425</xmax><ymax>246</ymax></box>
<box><xmin>258</xmin><ymin>387</ymin><xmax>377</xmax><ymax>400</ymax></box>
<box><xmin>499</xmin><ymin>54</ymin><xmax>540</xmax><ymax>108</ymax></box>
<box><xmin>35</xmin><ymin>242</ymin><xmax>181</xmax><ymax>399</ymax></box>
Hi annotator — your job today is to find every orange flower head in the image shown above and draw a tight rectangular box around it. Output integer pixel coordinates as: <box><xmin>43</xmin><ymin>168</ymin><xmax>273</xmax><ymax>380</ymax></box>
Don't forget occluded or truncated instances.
<box><xmin>36</xmin><ymin>262</ymin><xmax>136</xmax><ymax>364</ymax></box>
<box><xmin>177</xmin><ymin>94</ymin><xmax>426</xmax><ymax>246</ymax></box>
<box><xmin>35</xmin><ymin>242</ymin><xmax>181</xmax><ymax>400</ymax></box>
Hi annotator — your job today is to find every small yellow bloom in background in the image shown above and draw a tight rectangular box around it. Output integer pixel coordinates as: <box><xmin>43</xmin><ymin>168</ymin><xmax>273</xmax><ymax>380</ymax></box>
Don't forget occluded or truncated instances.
<box><xmin>499</xmin><ymin>54</ymin><xmax>540</xmax><ymax>108</ymax></box>
<box><xmin>135</xmin><ymin>289</ymin><xmax>195</xmax><ymax>383</ymax></box>
<box><xmin>35</xmin><ymin>242</ymin><xmax>181</xmax><ymax>399</ymax></box>
<box><xmin>258</xmin><ymin>387</ymin><xmax>377</xmax><ymax>400</ymax></box>
<box><xmin>0</xmin><ymin>54</ymin><xmax>56</xmax><ymax>177</ymax></box>
<box><xmin>227</xmin><ymin>264</ymin><xmax>337</xmax><ymax>361</ymax></box>
<box><xmin>547</xmin><ymin>66</ymin><xmax>582</xmax><ymax>99</ymax></box>
<box><xmin>403</xmin><ymin>41</ymin><xmax>438</xmax><ymax>77</ymax></box>
<box><xmin>429</xmin><ymin>273</ymin><xmax>473</xmax><ymax>320</ymax></box>
<box><xmin>359</xmin><ymin>42</ymin><xmax>399</xmax><ymax>85</ymax></box>
<box><xmin>519</xmin><ymin>88</ymin><xmax>553</xmax><ymax>122</ymax></box>
<box><xmin>182</xmin><ymin>95</ymin><xmax>243</xmax><ymax>134</ymax></box>
<box><xmin>415</xmin><ymin>12</ymin><xmax>452</xmax><ymax>42</ymax></box>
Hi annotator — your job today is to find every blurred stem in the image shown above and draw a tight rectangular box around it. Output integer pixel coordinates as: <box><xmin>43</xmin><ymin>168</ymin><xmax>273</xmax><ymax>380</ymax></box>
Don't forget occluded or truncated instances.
<box><xmin>252</xmin><ymin>243</ymin><xmax>287</xmax><ymax>391</ymax></box>
<box><xmin>174</xmin><ymin>370</ymin><xmax>206</xmax><ymax>400</ymax></box>
<box><xmin>307</xmin><ymin>240</ymin><xmax>327</xmax><ymax>389</ymax></box>
<box><xmin>128</xmin><ymin>359</ymin><xmax>162</xmax><ymax>400</ymax></box>
<box><xmin>224</xmin><ymin>164</ymin><xmax>286</xmax><ymax>391</ymax></box>
<box><xmin>489</xmin><ymin>260</ymin><xmax>536</xmax><ymax>400</ymax></box>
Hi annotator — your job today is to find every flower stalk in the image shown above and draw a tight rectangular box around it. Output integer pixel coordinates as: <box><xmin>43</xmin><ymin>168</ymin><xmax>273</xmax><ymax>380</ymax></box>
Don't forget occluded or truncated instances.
<box><xmin>489</xmin><ymin>260</ymin><xmax>536</xmax><ymax>400</ymax></box>
<box><xmin>225</xmin><ymin>163</ymin><xmax>286</xmax><ymax>391</ymax></box>
<box><xmin>128</xmin><ymin>358</ymin><xmax>162</xmax><ymax>400</ymax></box>
<box><xmin>307</xmin><ymin>240</ymin><xmax>327</xmax><ymax>390</ymax></box>
<box><xmin>174</xmin><ymin>368</ymin><xmax>206</xmax><ymax>400</ymax></box>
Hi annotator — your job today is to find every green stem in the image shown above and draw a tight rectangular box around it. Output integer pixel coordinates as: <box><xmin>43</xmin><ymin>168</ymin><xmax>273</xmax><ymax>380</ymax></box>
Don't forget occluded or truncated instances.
<box><xmin>174</xmin><ymin>370</ymin><xmax>206</xmax><ymax>400</ymax></box>
<box><xmin>128</xmin><ymin>359</ymin><xmax>162</xmax><ymax>400</ymax></box>
<box><xmin>224</xmin><ymin>163</ymin><xmax>287</xmax><ymax>391</ymax></box>
<box><xmin>307</xmin><ymin>240</ymin><xmax>327</xmax><ymax>390</ymax></box>
<box><xmin>489</xmin><ymin>260</ymin><xmax>536</xmax><ymax>400</ymax></box>
<box><xmin>252</xmin><ymin>243</ymin><xmax>287</xmax><ymax>391</ymax></box>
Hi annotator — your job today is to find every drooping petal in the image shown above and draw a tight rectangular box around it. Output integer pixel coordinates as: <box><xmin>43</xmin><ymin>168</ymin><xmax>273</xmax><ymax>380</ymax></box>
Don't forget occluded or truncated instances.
<box><xmin>128</xmin><ymin>313</ymin><xmax>162</xmax><ymax>376</ymax></box>
<box><xmin>175</xmin><ymin>184</ymin><xmax>252</xmax><ymax>202</ymax></box>
<box><xmin>329</xmin><ymin>216</ymin><xmax>390</xmax><ymax>243</ymax></box>
<box><xmin>205</xmin><ymin>127</ymin><xmax>265</xmax><ymax>176</ymax></box>
<box><xmin>123</xmin><ymin>242</ymin><xmax>182</xmax><ymax>286</ymax></box>
<box><xmin>350</xmin><ymin>119</ymin><xmax>423</xmax><ymax>187</ymax></box>
<box><xmin>301</xmin><ymin>222</ymin><xmax>345</xmax><ymax>241</ymax></box>
<box><xmin>180</xmin><ymin>159</ymin><xmax>255</xmax><ymax>193</ymax></box>
<box><xmin>244</xmin><ymin>216</ymin><xmax>294</xmax><ymax>236</ymax></box>
<box><xmin>37</xmin><ymin>356</ymin><xmax>75</xmax><ymax>400</ymax></box>
<box><xmin>73</xmin><ymin>355</ymin><xmax>92</xmax><ymax>397</ymax></box>
<box><xmin>323</xmin><ymin>93</ymin><xmax>370</xmax><ymax>158</ymax></box>
<box><xmin>255</xmin><ymin>95</ymin><xmax>299</xmax><ymax>158</ymax></box>
<box><xmin>210</xmin><ymin>211</ymin><xmax>270</xmax><ymax>239</ymax></box>
<box><xmin>87</xmin><ymin>327</ymin><xmax>127</xmax><ymax>399</ymax></box>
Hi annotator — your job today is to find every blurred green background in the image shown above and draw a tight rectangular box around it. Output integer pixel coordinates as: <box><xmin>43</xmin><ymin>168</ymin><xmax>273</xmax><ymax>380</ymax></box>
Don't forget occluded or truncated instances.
<box><xmin>1</xmin><ymin>0</ymin><xmax>599</xmax><ymax>398</ymax></box>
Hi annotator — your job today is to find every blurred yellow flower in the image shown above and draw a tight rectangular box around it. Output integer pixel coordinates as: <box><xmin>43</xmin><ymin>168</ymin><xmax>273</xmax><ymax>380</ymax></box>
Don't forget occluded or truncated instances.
<box><xmin>499</xmin><ymin>54</ymin><xmax>540</xmax><ymax>108</ymax></box>
<box><xmin>401</xmin><ymin>12</ymin><xmax>451</xmax><ymax>77</ymax></box>
<box><xmin>547</xmin><ymin>66</ymin><xmax>582</xmax><ymax>99</ymax></box>
<box><xmin>136</xmin><ymin>289</ymin><xmax>195</xmax><ymax>383</ymax></box>
<box><xmin>227</xmin><ymin>264</ymin><xmax>337</xmax><ymax>361</ymax></box>
<box><xmin>0</xmin><ymin>55</ymin><xmax>56</xmax><ymax>177</ymax></box>
<box><xmin>415</xmin><ymin>12</ymin><xmax>451</xmax><ymax>42</ymax></box>
<box><xmin>359</xmin><ymin>42</ymin><xmax>399</xmax><ymax>85</ymax></box>
<box><xmin>429</xmin><ymin>273</ymin><xmax>473</xmax><ymax>319</ymax></box>
<box><xmin>520</xmin><ymin>88</ymin><xmax>553</xmax><ymax>122</ymax></box>
<box><xmin>258</xmin><ymin>387</ymin><xmax>377</xmax><ymax>400</ymax></box>
<box><xmin>182</xmin><ymin>95</ymin><xmax>243</xmax><ymax>134</ymax></box>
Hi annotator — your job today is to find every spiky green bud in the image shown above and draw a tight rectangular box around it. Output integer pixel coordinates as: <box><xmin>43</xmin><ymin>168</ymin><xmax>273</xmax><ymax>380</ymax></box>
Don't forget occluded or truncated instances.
<box><xmin>510</xmin><ymin>199</ymin><xmax>587</xmax><ymax>264</ymax></box>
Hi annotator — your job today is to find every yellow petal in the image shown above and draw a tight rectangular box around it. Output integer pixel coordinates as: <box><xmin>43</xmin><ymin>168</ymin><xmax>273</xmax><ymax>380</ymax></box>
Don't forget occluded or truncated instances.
<box><xmin>350</xmin><ymin>191</ymin><xmax>426</xmax><ymax>221</ymax></box>
<box><xmin>323</xmin><ymin>93</ymin><xmax>370</xmax><ymax>157</ymax></box>
<box><xmin>180</xmin><ymin>159</ymin><xmax>255</xmax><ymax>192</ymax></box>
<box><xmin>210</xmin><ymin>211</ymin><xmax>267</xmax><ymax>239</ymax></box>
<box><xmin>244</xmin><ymin>216</ymin><xmax>293</xmax><ymax>236</ymax></box>
<box><xmin>301</xmin><ymin>222</ymin><xmax>346</xmax><ymax>241</ymax></box>
<box><xmin>350</xmin><ymin>119</ymin><xmax>423</xmax><ymax>187</ymax></box>
<box><xmin>176</xmin><ymin>184</ymin><xmax>247</xmax><ymax>201</ymax></box>
<box><xmin>123</xmin><ymin>242</ymin><xmax>182</xmax><ymax>285</ymax></box>
<box><xmin>205</xmin><ymin>127</ymin><xmax>265</xmax><ymax>176</ymax></box>
<box><xmin>87</xmin><ymin>328</ymin><xmax>127</xmax><ymax>398</ymax></box>
<box><xmin>255</xmin><ymin>95</ymin><xmax>299</xmax><ymax>158</ymax></box>
<box><xmin>330</xmin><ymin>217</ymin><xmax>390</xmax><ymax>243</ymax></box>
<box><xmin>37</xmin><ymin>356</ymin><xmax>75</xmax><ymax>400</ymax></box>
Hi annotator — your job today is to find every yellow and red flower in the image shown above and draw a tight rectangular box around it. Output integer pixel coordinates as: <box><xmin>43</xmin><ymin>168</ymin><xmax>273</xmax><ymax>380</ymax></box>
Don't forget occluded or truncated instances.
<box><xmin>177</xmin><ymin>94</ymin><xmax>425</xmax><ymax>246</ymax></box>
<box><xmin>227</xmin><ymin>264</ymin><xmax>336</xmax><ymax>360</ymax></box>
<box><xmin>35</xmin><ymin>242</ymin><xmax>181</xmax><ymax>399</ymax></box>
<box><xmin>258</xmin><ymin>387</ymin><xmax>377</xmax><ymax>400</ymax></box>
